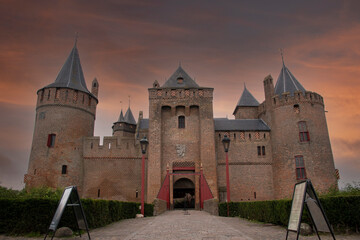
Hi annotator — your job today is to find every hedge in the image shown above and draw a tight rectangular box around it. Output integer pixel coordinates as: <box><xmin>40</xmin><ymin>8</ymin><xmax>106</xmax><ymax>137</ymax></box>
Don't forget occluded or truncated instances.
<box><xmin>219</xmin><ymin>195</ymin><xmax>360</xmax><ymax>232</ymax></box>
<box><xmin>0</xmin><ymin>198</ymin><xmax>153</xmax><ymax>235</ymax></box>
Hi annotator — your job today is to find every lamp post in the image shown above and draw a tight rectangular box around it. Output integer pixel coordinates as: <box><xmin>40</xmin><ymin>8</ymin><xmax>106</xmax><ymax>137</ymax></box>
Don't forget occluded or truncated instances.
<box><xmin>222</xmin><ymin>134</ymin><xmax>231</xmax><ymax>216</ymax></box>
<box><xmin>140</xmin><ymin>136</ymin><xmax>149</xmax><ymax>216</ymax></box>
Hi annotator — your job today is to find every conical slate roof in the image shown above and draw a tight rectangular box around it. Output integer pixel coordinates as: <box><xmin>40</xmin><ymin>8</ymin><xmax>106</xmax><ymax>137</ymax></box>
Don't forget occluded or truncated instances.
<box><xmin>236</xmin><ymin>85</ymin><xmax>259</xmax><ymax>107</ymax></box>
<box><xmin>274</xmin><ymin>62</ymin><xmax>306</xmax><ymax>96</ymax></box>
<box><xmin>162</xmin><ymin>66</ymin><xmax>199</xmax><ymax>88</ymax></box>
<box><xmin>44</xmin><ymin>43</ymin><xmax>92</xmax><ymax>95</ymax></box>
<box><xmin>124</xmin><ymin>107</ymin><xmax>136</xmax><ymax>125</ymax></box>
<box><xmin>118</xmin><ymin>110</ymin><xmax>124</xmax><ymax>122</ymax></box>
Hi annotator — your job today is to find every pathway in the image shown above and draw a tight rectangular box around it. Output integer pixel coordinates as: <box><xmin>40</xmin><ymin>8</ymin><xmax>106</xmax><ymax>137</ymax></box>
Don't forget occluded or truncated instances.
<box><xmin>1</xmin><ymin>210</ymin><xmax>358</xmax><ymax>240</ymax></box>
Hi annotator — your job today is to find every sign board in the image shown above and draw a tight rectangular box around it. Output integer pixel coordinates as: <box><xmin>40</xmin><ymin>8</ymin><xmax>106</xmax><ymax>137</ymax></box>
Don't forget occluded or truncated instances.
<box><xmin>288</xmin><ymin>181</ymin><xmax>307</xmax><ymax>231</ymax></box>
<box><xmin>49</xmin><ymin>187</ymin><xmax>72</xmax><ymax>230</ymax></box>
<box><xmin>45</xmin><ymin>186</ymin><xmax>91</xmax><ymax>240</ymax></box>
<box><xmin>286</xmin><ymin>180</ymin><xmax>336</xmax><ymax>240</ymax></box>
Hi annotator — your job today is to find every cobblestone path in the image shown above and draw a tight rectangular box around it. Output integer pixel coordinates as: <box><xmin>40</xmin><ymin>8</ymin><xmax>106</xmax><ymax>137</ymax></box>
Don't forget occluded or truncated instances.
<box><xmin>1</xmin><ymin>210</ymin><xmax>358</xmax><ymax>240</ymax></box>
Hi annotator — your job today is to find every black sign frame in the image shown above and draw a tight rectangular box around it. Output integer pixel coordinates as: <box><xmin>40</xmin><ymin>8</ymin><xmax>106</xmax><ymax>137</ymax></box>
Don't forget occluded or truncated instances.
<box><xmin>285</xmin><ymin>179</ymin><xmax>336</xmax><ymax>240</ymax></box>
<box><xmin>44</xmin><ymin>186</ymin><xmax>91</xmax><ymax>240</ymax></box>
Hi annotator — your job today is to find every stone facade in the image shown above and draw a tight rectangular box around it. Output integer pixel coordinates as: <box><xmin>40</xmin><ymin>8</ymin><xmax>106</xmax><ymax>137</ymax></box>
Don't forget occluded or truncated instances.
<box><xmin>25</xmin><ymin>44</ymin><xmax>338</xmax><ymax>208</ymax></box>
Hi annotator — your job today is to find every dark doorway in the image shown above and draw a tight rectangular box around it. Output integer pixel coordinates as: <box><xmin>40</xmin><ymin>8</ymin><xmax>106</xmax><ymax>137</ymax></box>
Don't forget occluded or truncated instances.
<box><xmin>173</xmin><ymin>178</ymin><xmax>195</xmax><ymax>209</ymax></box>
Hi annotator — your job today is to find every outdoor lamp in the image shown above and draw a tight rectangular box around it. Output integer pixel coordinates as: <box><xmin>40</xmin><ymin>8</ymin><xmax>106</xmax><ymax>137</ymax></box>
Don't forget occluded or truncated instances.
<box><xmin>222</xmin><ymin>134</ymin><xmax>230</xmax><ymax>152</ymax></box>
<box><xmin>140</xmin><ymin>136</ymin><xmax>149</xmax><ymax>154</ymax></box>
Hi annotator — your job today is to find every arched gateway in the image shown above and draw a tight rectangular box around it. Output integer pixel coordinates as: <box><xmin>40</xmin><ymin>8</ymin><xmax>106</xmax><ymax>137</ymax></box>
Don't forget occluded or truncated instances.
<box><xmin>173</xmin><ymin>178</ymin><xmax>195</xmax><ymax>208</ymax></box>
<box><xmin>155</xmin><ymin>166</ymin><xmax>214</xmax><ymax>211</ymax></box>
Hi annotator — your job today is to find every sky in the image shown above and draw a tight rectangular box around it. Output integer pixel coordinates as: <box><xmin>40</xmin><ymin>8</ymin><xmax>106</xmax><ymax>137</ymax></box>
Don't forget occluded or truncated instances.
<box><xmin>0</xmin><ymin>0</ymin><xmax>359</xmax><ymax>190</ymax></box>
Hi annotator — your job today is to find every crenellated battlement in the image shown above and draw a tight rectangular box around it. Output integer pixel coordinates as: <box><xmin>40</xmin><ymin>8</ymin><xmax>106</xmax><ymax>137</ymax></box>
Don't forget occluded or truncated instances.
<box><xmin>271</xmin><ymin>90</ymin><xmax>324</xmax><ymax>108</ymax></box>
<box><xmin>36</xmin><ymin>87</ymin><xmax>97</xmax><ymax>116</ymax></box>
<box><xmin>83</xmin><ymin>135</ymin><xmax>142</xmax><ymax>158</ymax></box>
<box><xmin>149</xmin><ymin>88</ymin><xmax>213</xmax><ymax>100</ymax></box>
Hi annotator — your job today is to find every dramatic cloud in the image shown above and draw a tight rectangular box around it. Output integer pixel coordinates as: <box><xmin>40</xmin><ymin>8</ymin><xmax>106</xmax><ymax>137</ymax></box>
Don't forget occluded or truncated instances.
<box><xmin>0</xmin><ymin>0</ymin><xmax>359</xmax><ymax>189</ymax></box>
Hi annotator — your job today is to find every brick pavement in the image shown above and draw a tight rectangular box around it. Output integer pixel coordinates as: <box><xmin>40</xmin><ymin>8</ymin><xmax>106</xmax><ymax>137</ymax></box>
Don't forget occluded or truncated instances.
<box><xmin>1</xmin><ymin>210</ymin><xmax>358</xmax><ymax>240</ymax></box>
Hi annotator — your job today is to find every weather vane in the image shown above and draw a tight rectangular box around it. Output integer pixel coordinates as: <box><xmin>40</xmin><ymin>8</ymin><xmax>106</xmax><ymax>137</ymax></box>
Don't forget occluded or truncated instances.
<box><xmin>280</xmin><ymin>48</ymin><xmax>285</xmax><ymax>65</ymax></box>
<box><xmin>75</xmin><ymin>32</ymin><xmax>79</xmax><ymax>46</ymax></box>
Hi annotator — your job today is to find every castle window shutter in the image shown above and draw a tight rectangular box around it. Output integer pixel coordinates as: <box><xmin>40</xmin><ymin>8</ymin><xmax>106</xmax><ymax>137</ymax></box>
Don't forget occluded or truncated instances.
<box><xmin>47</xmin><ymin>134</ymin><xmax>56</xmax><ymax>148</ymax></box>
<box><xmin>298</xmin><ymin>121</ymin><xmax>310</xmax><ymax>142</ymax></box>
<box><xmin>295</xmin><ymin>155</ymin><xmax>306</xmax><ymax>180</ymax></box>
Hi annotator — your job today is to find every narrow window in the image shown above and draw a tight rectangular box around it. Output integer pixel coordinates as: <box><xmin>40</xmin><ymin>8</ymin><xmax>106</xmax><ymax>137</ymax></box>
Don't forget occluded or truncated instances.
<box><xmin>249</xmin><ymin>133</ymin><xmax>251</xmax><ymax>140</ymax></box>
<box><xmin>298</xmin><ymin>121</ymin><xmax>310</xmax><ymax>142</ymax></box>
<box><xmin>61</xmin><ymin>165</ymin><xmax>67</xmax><ymax>174</ymax></box>
<box><xmin>55</xmin><ymin>89</ymin><xmax>60</xmax><ymax>99</ymax></box>
<box><xmin>262</xmin><ymin>146</ymin><xmax>266</xmax><ymax>156</ymax></box>
<box><xmin>136</xmin><ymin>190</ymin><xmax>138</xmax><ymax>198</ymax></box>
<box><xmin>108</xmin><ymin>143</ymin><xmax>111</xmax><ymax>149</ymax></box>
<box><xmin>97</xmin><ymin>189</ymin><xmax>101</xmax><ymax>198</ymax></box>
<box><xmin>88</xmin><ymin>96</ymin><xmax>92</xmax><ymax>106</ymax></box>
<box><xmin>295</xmin><ymin>156</ymin><xmax>306</xmax><ymax>180</ymax></box>
<box><xmin>257</xmin><ymin>146</ymin><xmax>261</xmax><ymax>156</ymax></box>
<box><xmin>47</xmin><ymin>90</ymin><xmax>51</xmax><ymax>100</ymax></box>
<box><xmin>178</xmin><ymin>116</ymin><xmax>185</xmax><ymax>128</ymax></box>
<box><xmin>47</xmin><ymin>134</ymin><xmax>56</xmax><ymax>147</ymax></box>
<box><xmin>234</xmin><ymin>133</ymin><xmax>236</xmax><ymax>139</ymax></box>
<box><xmin>82</xmin><ymin>94</ymin><xmax>85</xmax><ymax>103</ymax></box>
<box><xmin>294</xmin><ymin>104</ymin><xmax>300</xmax><ymax>113</ymax></box>
<box><xmin>264</xmin><ymin>133</ymin><xmax>266</xmax><ymax>139</ymax></box>
<box><xmin>254</xmin><ymin>192</ymin><xmax>256</xmax><ymax>199</ymax></box>
<box><xmin>65</xmin><ymin>90</ymin><xmax>68</xmax><ymax>100</ymax></box>
<box><xmin>90</xmin><ymin>142</ymin><xmax>93</xmax><ymax>149</ymax></box>
<box><xmin>40</xmin><ymin>90</ymin><xmax>44</xmax><ymax>102</ymax></box>
<box><xmin>93</xmin><ymin>82</ymin><xmax>97</xmax><ymax>87</ymax></box>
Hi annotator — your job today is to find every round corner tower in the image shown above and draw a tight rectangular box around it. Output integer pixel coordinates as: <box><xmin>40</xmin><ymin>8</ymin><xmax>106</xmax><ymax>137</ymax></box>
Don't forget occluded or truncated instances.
<box><xmin>261</xmin><ymin>61</ymin><xmax>337</xmax><ymax>199</ymax></box>
<box><xmin>25</xmin><ymin>42</ymin><xmax>98</xmax><ymax>193</ymax></box>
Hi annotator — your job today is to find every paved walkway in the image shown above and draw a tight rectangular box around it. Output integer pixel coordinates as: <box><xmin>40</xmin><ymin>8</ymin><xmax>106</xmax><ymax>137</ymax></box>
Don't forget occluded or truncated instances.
<box><xmin>1</xmin><ymin>210</ymin><xmax>358</xmax><ymax>240</ymax></box>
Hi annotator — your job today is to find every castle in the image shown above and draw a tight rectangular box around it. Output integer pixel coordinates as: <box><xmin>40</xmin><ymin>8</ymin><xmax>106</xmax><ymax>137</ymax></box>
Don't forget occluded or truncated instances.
<box><xmin>25</xmin><ymin>42</ymin><xmax>337</xmax><ymax>213</ymax></box>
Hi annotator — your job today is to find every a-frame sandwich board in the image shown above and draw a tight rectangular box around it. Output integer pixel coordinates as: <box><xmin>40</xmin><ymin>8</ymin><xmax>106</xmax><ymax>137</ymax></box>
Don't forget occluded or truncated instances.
<box><xmin>286</xmin><ymin>179</ymin><xmax>336</xmax><ymax>240</ymax></box>
<box><xmin>44</xmin><ymin>186</ymin><xmax>91</xmax><ymax>240</ymax></box>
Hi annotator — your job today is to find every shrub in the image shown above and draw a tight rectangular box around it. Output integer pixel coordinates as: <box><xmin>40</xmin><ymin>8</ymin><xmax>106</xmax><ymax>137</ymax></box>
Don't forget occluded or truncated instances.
<box><xmin>219</xmin><ymin>195</ymin><xmax>360</xmax><ymax>232</ymax></box>
<box><xmin>0</xmin><ymin>198</ymin><xmax>153</xmax><ymax>235</ymax></box>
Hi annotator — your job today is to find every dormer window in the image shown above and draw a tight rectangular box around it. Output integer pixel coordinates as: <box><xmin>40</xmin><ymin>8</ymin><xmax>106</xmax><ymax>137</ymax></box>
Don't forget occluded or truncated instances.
<box><xmin>177</xmin><ymin>77</ymin><xmax>184</xmax><ymax>84</ymax></box>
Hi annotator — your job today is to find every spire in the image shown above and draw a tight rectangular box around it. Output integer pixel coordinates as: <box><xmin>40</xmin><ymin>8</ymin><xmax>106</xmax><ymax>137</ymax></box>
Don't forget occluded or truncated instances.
<box><xmin>124</xmin><ymin>107</ymin><xmax>136</xmax><ymax>125</ymax></box>
<box><xmin>274</xmin><ymin>53</ymin><xmax>306</xmax><ymax>97</ymax></box>
<box><xmin>162</xmin><ymin>66</ymin><xmax>199</xmax><ymax>88</ymax></box>
<box><xmin>118</xmin><ymin>109</ymin><xmax>124</xmax><ymax>122</ymax></box>
<box><xmin>43</xmin><ymin>40</ymin><xmax>93</xmax><ymax>96</ymax></box>
<box><xmin>235</xmin><ymin>84</ymin><xmax>259</xmax><ymax>107</ymax></box>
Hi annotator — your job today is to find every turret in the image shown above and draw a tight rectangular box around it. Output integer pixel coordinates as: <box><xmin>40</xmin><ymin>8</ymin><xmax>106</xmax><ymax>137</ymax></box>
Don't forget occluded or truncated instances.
<box><xmin>269</xmin><ymin>56</ymin><xmax>337</xmax><ymax>198</ymax></box>
<box><xmin>233</xmin><ymin>84</ymin><xmax>259</xmax><ymax>119</ymax></box>
<box><xmin>112</xmin><ymin>107</ymin><xmax>137</xmax><ymax>137</ymax></box>
<box><xmin>25</xmin><ymin>40</ymin><xmax>98</xmax><ymax>193</ymax></box>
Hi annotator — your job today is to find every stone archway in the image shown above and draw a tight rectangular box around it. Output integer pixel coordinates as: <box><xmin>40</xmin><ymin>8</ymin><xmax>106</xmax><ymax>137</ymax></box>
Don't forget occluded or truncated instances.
<box><xmin>173</xmin><ymin>178</ymin><xmax>195</xmax><ymax>208</ymax></box>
